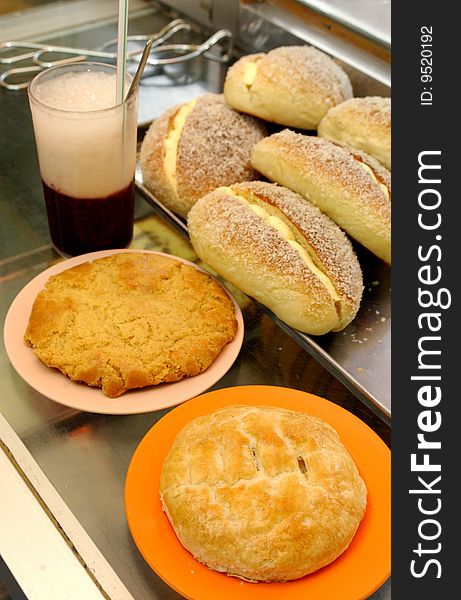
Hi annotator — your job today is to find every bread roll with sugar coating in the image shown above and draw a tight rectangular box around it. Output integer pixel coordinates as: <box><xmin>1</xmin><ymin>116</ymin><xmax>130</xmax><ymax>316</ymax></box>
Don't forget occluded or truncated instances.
<box><xmin>251</xmin><ymin>130</ymin><xmax>391</xmax><ymax>264</ymax></box>
<box><xmin>188</xmin><ymin>181</ymin><xmax>363</xmax><ymax>335</ymax></box>
<box><xmin>139</xmin><ymin>93</ymin><xmax>267</xmax><ymax>218</ymax></box>
<box><xmin>318</xmin><ymin>96</ymin><xmax>391</xmax><ymax>169</ymax></box>
<box><xmin>160</xmin><ymin>404</ymin><xmax>367</xmax><ymax>582</ymax></box>
<box><xmin>223</xmin><ymin>46</ymin><xmax>353</xmax><ymax>130</ymax></box>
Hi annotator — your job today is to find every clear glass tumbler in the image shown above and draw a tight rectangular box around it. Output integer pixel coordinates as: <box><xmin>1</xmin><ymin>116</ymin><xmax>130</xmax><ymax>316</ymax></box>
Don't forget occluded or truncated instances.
<box><xmin>28</xmin><ymin>62</ymin><xmax>138</xmax><ymax>257</ymax></box>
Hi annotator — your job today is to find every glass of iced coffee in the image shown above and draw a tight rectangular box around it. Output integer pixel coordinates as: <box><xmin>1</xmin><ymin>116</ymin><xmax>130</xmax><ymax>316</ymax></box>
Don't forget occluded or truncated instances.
<box><xmin>28</xmin><ymin>62</ymin><xmax>138</xmax><ymax>257</ymax></box>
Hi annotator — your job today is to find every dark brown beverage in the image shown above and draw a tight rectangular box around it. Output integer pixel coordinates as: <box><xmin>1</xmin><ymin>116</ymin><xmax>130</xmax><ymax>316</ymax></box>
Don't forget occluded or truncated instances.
<box><xmin>42</xmin><ymin>180</ymin><xmax>135</xmax><ymax>257</ymax></box>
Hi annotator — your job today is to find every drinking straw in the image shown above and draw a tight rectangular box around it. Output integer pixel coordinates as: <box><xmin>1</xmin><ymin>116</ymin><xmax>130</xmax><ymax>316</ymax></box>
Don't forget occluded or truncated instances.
<box><xmin>116</xmin><ymin>0</ymin><xmax>129</xmax><ymax>104</ymax></box>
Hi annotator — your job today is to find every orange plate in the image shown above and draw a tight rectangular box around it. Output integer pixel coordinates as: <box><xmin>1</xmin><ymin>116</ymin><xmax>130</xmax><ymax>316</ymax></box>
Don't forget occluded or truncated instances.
<box><xmin>125</xmin><ymin>386</ymin><xmax>390</xmax><ymax>600</ymax></box>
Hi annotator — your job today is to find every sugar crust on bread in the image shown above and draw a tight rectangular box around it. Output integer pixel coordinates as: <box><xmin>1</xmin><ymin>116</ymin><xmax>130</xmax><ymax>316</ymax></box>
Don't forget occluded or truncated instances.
<box><xmin>251</xmin><ymin>130</ymin><xmax>391</xmax><ymax>263</ymax></box>
<box><xmin>224</xmin><ymin>46</ymin><xmax>353</xmax><ymax>130</ymax></box>
<box><xmin>140</xmin><ymin>93</ymin><xmax>266</xmax><ymax>217</ymax></box>
<box><xmin>318</xmin><ymin>96</ymin><xmax>391</xmax><ymax>169</ymax></box>
<box><xmin>188</xmin><ymin>181</ymin><xmax>363</xmax><ymax>335</ymax></box>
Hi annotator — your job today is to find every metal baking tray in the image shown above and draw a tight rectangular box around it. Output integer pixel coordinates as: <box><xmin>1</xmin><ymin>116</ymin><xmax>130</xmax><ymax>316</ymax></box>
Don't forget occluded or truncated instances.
<box><xmin>135</xmin><ymin>166</ymin><xmax>391</xmax><ymax>424</ymax></box>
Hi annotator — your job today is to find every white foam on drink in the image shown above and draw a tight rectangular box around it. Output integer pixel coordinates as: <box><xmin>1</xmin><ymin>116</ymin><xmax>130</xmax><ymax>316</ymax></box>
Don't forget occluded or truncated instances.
<box><xmin>30</xmin><ymin>70</ymin><xmax>137</xmax><ymax>198</ymax></box>
<box><xmin>34</xmin><ymin>71</ymin><xmax>117</xmax><ymax>111</ymax></box>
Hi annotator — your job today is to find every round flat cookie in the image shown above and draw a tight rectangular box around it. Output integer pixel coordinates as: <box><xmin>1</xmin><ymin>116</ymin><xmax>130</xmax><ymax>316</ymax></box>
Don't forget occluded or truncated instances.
<box><xmin>24</xmin><ymin>252</ymin><xmax>237</xmax><ymax>397</ymax></box>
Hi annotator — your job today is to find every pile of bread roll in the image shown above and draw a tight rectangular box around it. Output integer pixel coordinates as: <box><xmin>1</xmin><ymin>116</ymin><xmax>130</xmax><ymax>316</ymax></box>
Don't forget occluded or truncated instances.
<box><xmin>140</xmin><ymin>45</ymin><xmax>391</xmax><ymax>336</ymax></box>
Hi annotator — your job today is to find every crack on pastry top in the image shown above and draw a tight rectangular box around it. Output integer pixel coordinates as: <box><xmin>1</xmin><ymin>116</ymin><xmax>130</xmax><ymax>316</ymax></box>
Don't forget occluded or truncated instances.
<box><xmin>175</xmin><ymin>93</ymin><xmax>267</xmax><ymax>203</ymax></box>
<box><xmin>355</xmin><ymin>160</ymin><xmax>390</xmax><ymax>200</ymax></box>
<box><xmin>331</xmin><ymin>140</ymin><xmax>391</xmax><ymax>200</ymax></box>
<box><xmin>139</xmin><ymin>105</ymin><xmax>187</xmax><ymax>212</ymax></box>
<box><xmin>242</xmin><ymin>56</ymin><xmax>262</xmax><ymax>88</ymax></box>
<box><xmin>241</xmin><ymin>194</ymin><xmax>341</xmax><ymax>305</ymax></box>
<box><xmin>161</xmin><ymin>404</ymin><xmax>365</xmax><ymax>493</ymax></box>
<box><xmin>229</xmin><ymin>181</ymin><xmax>363</xmax><ymax>307</ymax></box>
<box><xmin>163</xmin><ymin>98</ymin><xmax>197</xmax><ymax>193</ymax></box>
<box><xmin>250</xmin><ymin>446</ymin><xmax>261</xmax><ymax>472</ymax></box>
<box><xmin>297</xmin><ymin>455</ymin><xmax>308</xmax><ymax>475</ymax></box>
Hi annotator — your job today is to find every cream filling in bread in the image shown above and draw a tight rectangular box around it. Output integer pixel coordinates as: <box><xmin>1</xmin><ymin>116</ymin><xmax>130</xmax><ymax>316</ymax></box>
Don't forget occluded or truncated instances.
<box><xmin>164</xmin><ymin>98</ymin><xmax>197</xmax><ymax>191</ymax></box>
<box><xmin>356</xmin><ymin>160</ymin><xmax>389</xmax><ymax>200</ymax></box>
<box><xmin>243</xmin><ymin>60</ymin><xmax>259</xmax><ymax>87</ymax></box>
<box><xmin>220</xmin><ymin>188</ymin><xmax>340</xmax><ymax>302</ymax></box>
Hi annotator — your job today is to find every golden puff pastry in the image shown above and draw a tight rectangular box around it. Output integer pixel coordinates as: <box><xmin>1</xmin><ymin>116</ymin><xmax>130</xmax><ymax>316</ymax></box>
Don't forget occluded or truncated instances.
<box><xmin>160</xmin><ymin>404</ymin><xmax>367</xmax><ymax>582</ymax></box>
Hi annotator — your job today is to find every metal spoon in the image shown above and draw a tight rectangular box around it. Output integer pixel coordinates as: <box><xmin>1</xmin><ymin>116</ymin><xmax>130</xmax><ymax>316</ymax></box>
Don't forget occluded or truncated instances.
<box><xmin>125</xmin><ymin>37</ymin><xmax>155</xmax><ymax>100</ymax></box>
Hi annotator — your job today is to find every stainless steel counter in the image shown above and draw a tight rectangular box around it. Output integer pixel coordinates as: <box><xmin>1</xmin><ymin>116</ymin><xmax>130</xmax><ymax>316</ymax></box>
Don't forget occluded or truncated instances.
<box><xmin>0</xmin><ymin>2</ymin><xmax>391</xmax><ymax>598</ymax></box>
<box><xmin>296</xmin><ymin>0</ymin><xmax>391</xmax><ymax>47</ymax></box>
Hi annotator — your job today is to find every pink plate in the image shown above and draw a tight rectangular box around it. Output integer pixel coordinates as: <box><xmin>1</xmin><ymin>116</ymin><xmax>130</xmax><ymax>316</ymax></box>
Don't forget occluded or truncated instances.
<box><xmin>3</xmin><ymin>249</ymin><xmax>244</xmax><ymax>414</ymax></box>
